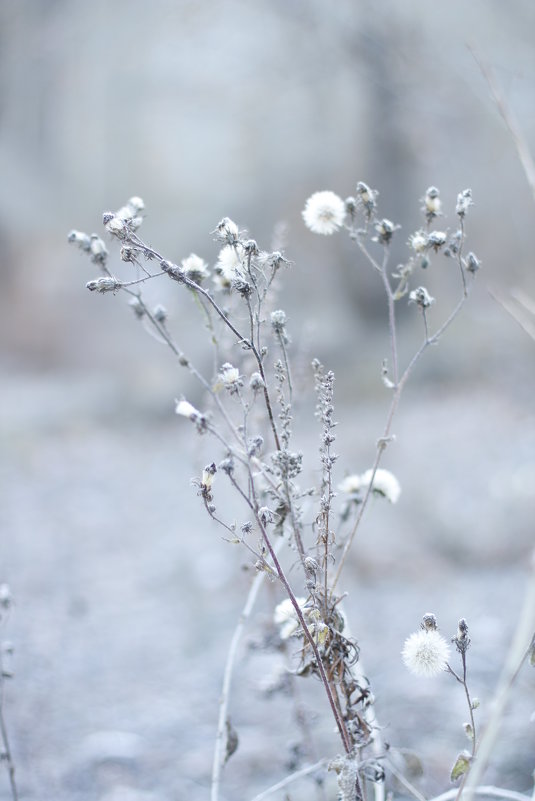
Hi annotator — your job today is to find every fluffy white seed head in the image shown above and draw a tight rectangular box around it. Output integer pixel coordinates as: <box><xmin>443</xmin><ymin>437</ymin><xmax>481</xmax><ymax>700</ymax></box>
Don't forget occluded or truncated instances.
<box><xmin>273</xmin><ymin>597</ymin><xmax>307</xmax><ymax>640</ymax></box>
<box><xmin>402</xmin><ymin>629</ymin><xmax>450</xmax><ymax>677</ymax></box>
<box><xmin>302</xmin><ymin>191</ymin><xmax>346</xmax><ymax>235</ymax></box>
<box><xmin>361</xmin><ymin>468</ymin><xmax>401</xmax><ymax>504</ymax></box>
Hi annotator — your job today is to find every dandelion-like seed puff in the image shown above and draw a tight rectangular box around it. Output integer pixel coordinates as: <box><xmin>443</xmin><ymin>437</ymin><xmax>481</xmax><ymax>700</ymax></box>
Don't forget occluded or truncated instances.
<box><xmin>302</xmin><ymin>191</ymin><xmax>346</xmax><ymax>235</ymax></box>
<box><xmin>402</xmin><ymin>629</ymin><xmax>450</xmax><ymax>677</ymax></box>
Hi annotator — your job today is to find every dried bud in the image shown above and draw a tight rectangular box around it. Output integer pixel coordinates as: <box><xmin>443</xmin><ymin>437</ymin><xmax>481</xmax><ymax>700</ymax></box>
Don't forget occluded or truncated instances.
<box><xmin>421</xmin><ymin>613</ymin><xmax>438</xmax><ymax>631</ymax></box>
<box><xmin>120</xmin><ymin>245</ymin><xmax>136</xmax><ymax>263</ymax></box>
<box><xmin>356</xmin><ymin>181</ymin><xmax>378</xmax><ymax>217</ymax></box>
<box><xmin>105</xmin><ymin>215</ymin><xmax>127</xmax><ymax>238</ymax></box>
<box><xmin>249</xmin><ymin>372</ymin><xmax>265</xmax><ymax>392</ymax></box>
<box><xmin>214</xmin><ymin>217</ymin><xmax>239</xmax><ymax>245</ymax></box>
<box><xmin>304</xmin><ymin>556</ymin><xmax>319</xmax><ymax>575</ymax></box>
<box><xmin>201</xmin><ymin>462</ymin><xmax>217</xmax><ymax>490</ymax></box>
<box><xmin>345</xmin><ymin>196</ymin><xmax>357</xmax><ymax>215</ymax></box>
<box><xmin>409</xmin><ymin>286</ymin><xmax>435</xmax><ymax>309</ymax></box>
<box><xmin>465</xmin><ymin>252</ymin><xmax>481</xmax><ymax>273</ymax></box>
<box><xmin>68</xmin><ymin>230</ymin><xmax>92</xmax><ymax>252</ymax></box>
<box><xmin>374</xmin><ymin>218</ymin><xmax>399</xmax><ymax>245</ymax></box>
<box><xmin>423</xmin><ymin>186</ymin><xmax>442</xmax><ymax>219</ymax></box>
<box><xmin>247</xmin><ymin>435</ymin><xmax>264</xmax><ymax>457</ymax></box>
<box><xmin>456</xmin><ymin>188</ymin><xmax>473</xmax><ymax>217</ymax></box>
<box><xmin>129</xmin><ymin>296</ymin><xmax>145</xmax><ymax>318</ymax></box>
<box><xmin>427</xmin><ymin>231</ymin><xmax>447</xmax><ymax>251</ymax></box>
<box><xmin>86</xmin><ymin>276</ymin><xmax>121</xmax><ymax>293</ymax></box>
<box><xmin>89</xmin><ymin>235</ymin><xmax>108</xmax><ymax>265</ymax></box>
<box><xmin>153</xmin><ymin>304</ymin><xmax>167</xmax><ymax>323</ymax></box>
<box><xmin>453</xmin><ymin>618</ymin><xmax>471</xmax><ymax>653</ymax></box>
<box><xmin>175</xmin><ymin>398</ymin><xmax>209</xmax><ymax>432</ymax></box>
<box><xmin>270</xmin><ymin>310</ymin><xmax>287</xmax><ymax>333</ymax></box>
<box><xmin>218</xmin><ymin>457</ymin><xmax>234</xmax><ymax>475</ymax></box>
<box><xmin>242</xmin><ymin>239</ymin><xmax>258</xmax><ymax>256</ymax></box>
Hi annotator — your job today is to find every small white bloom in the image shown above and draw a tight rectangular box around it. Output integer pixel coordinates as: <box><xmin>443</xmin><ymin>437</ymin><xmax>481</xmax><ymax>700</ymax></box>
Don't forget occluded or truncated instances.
<box><xmin>274</xmin><ymin>597</ymin><xmax>307</xmax><ymax>640</ymax></box>
<box><xmin>338</xmin><ymin>474</ymin><xmax>363</xmax><ymax>495</ymax></box>
<box><xmin>302</xmin><ymin>190</ymin><xmax>346</xmax><ymax>235</ymax></box>
<box><xmin>175</xmin><ymin>398</ymin><xmax>201</xmax><ymax>420</ymax></box>
<box><xmin>402</xmin><ymin>629</ymin><xmax>450</xmax><ymax>677</ymax></box>
<box><xmin>218</xmin><ymin>363</ymin><xmax>242</xmax><ymax>392</ymax></box>
<box><xmin>214</xmin><ymin>244</ymin><xmax>245</xmax><ymax>287</ymax></box>
<box><xmin>361</xmin><ymin>468</ymin><xmax>401</xmax><ymax>504</ymax></box>
<box><xmin>456</xmin><ymin>188</ymin><xmax>473</xmax><ymax>217</ymax></box>
<box><xmin>181</xmin><ymin>253</ymin><xmax>209</xmax><ymax>283</ymax></box>
<box><xmin>409</xmin><ymin>230</ymin><xmax>427</xmax><ymax>253</ymax></box>
<box><xmin>423</xmin><ymin>186</ymin><xmax>442</xmax><ymax>217</ymax></box>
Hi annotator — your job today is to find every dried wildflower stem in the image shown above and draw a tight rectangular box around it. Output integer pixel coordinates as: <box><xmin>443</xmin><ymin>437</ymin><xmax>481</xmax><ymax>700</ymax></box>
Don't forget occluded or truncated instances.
<box><xmin>249</xmin><ymin>503</ymin><xmax>353</xmax><ymax>756</ymax></box>
<box><xmin>125</xmin><ymin>232</ymin><xmax>282</xmax><ymax>452</ymax></box>
<box><xmin>226</xmin><ymin>463</ymin><xmax>353</xmax><ymax>756</ymax></box>
<box><xmin>0</xmin><ymin>642</ymin><xmax>18</xmax><ymax>801</ymax></box>
<box><xmin>470</xmin><ymin>46</ymin><xmax>535</xmax><ymax>206</ymax></box>
<box><xmin>211</xmin><ymin>553</ymin><xmax>281</xmax><ymax>801</ymax></box>
<box><xmin>488</xmin><ymin>288</ymin><xmax>535</xmax><ymax>342</ymax></box>
<box><xmin>332</xmin><ymin>254</ymin><xmax>473</xmax><ymax>591</ymax></box>
<box><xmin>248</xmin><ymin>758</ymin><xmax>328</xmax><ymax>801</ymax></box>
<box><xmin>384</xmin><ymin>758</ymin><xmax>427</xmax><ymax>801</ymax></box>
<box><xmin>447</xmin><ymin>655</ymin><xmax>477</xmax><ymax>760</ymax></box>
<box><xmin>431</xmin><ymin>788</ymin><xmax>531</xmax><ymax>801</ymax></box>
<box><xmin>121</xmin><ymin>285</ymin><xmax>244</xmax><ymax>450</ymax></box>
<box><xmin>460</xmin><ymin>553</ymin><xmax>535</xmax><ymax>801</ymax></box>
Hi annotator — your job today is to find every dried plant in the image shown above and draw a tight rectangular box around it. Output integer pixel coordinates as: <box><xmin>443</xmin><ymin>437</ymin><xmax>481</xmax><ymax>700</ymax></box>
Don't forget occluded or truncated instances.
<box><xmin>68</xmin><ymin>183</ymin><xmax>534</xmax><ymax>801</ymax></box>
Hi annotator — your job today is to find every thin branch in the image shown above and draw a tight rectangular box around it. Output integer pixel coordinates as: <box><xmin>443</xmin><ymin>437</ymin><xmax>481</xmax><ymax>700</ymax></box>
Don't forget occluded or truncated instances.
<box><xmin>249</xmin><ymin>758</ymin><xmax>328</xmax><ymax>801</ymax></box>
<box><xmin>460</xmin><ymin>551</ymin><xmax>535</xmax><ymax>801</ymax></box>
<box><xmin>470</xmin><ymin>46</ymin><xmax>535</xmax><ymax>206</ymax></box>
<box><xmin>431</xmin><ymin>788</ymin><xmax>531</xmax><ymax>801</ymax></box>
<box><xmin>211</xmin><ymin>542</ymin><xmax>284</xmax><ymax>801</ymax></box>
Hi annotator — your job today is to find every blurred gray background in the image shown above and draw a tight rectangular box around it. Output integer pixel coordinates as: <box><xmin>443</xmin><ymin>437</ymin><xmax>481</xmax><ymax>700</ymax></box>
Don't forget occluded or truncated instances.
<box><xmin>1</xmin><ymin>1</ymin><xmax>534</xmax><ymax>800</ymax></box>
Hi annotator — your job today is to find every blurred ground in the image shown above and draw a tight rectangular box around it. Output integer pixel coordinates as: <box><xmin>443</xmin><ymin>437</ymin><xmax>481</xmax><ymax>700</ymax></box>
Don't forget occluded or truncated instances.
<box><xmin>1</xmin><ymin>355</ymin><xmax>534</xmax><ymax>800</ymax></box>
<box><xmin>1</xmin><ymin>1</ymin><xmax>535</xmax><ymax>799</ymax></box>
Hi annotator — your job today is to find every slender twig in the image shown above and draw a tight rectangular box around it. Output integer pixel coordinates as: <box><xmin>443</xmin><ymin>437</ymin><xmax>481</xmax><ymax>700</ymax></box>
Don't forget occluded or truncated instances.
<box><xmin>431</xmin><ymin>788</ymin><xmax>530</xmax><ymax>801</ymax></box>
<box><xmin>249</xmin><ymin>758</ymin><xmax>328</xmax><ymax>801</ymax></box>
<box><xmin>211</xmin><ymin>550</ymin><xmax>282</xmax><ymax>801</ymax></box>
<box><xmin>0</xmin><ymin>632</ymin><xmax>18</xmax><ymax>801</ymax></box>
<box><xmin>332</xmin><ymin>246</ymin><xmax>473</xmax><ymax>591</ymax></box>
<box><xmin>384</xmin><ymin>757</ymin><xmax>427</xmax><ymax>801</ymax></box>
<box><xmin>470</xmin><ymin>46</ymin><xmax>535</xmax><ymax>206</ymax></box>
<box><xmin>460</xmin><ymin>552</ymin><xmax>535</xmax><ymax>801</ymax></box>
<box><xmin>488</xmin><ymin>288</ymin><xmax>535</xmax><ymax>342</ymax></box>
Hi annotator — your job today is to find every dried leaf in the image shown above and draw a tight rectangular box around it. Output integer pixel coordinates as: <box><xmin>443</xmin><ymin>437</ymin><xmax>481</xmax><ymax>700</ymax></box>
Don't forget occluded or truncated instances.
<box><xmin>224</xmin><ymin>717</ymin><xmax>239</xmax><ymax>765</ymax></box>
<box><xmin>450</xmin><ymin>751</ymin><xmax>472</xmax><ymax>782</ymax></box>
